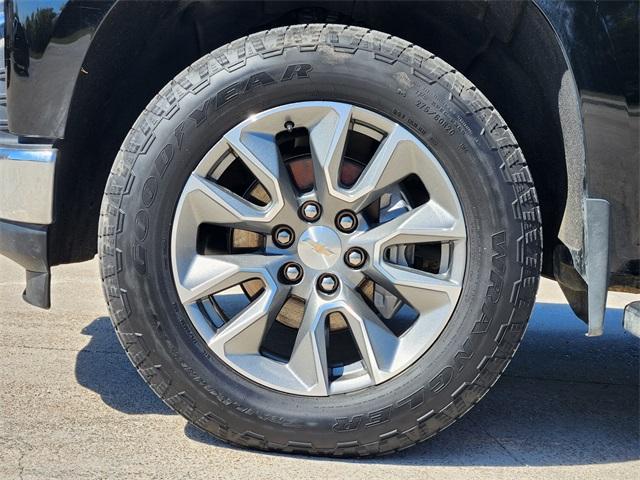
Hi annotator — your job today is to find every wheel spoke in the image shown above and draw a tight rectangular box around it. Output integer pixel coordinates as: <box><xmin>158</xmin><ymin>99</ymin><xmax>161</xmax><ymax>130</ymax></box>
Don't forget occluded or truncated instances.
<box><xmin>224</xmin><ymin>126</ymin><xmax>300</xmax><ymax>213</ymax></box>
<box><xmin>345</xmin><ymin>126</ymin><xmax>416</xmax><ymax>211</ymax></box>
<box><xmin>308</xmin><ymin>103</ymin><xmax>353</xmax><ymax>204</ymax></box>
<box><xmin>340</xmin><ymin>289</ymin><xmax>399</xmax><ymax>384</ymax></box>
<box><xmin>208</xmin><ymin>291</ymin><xmax>270</xmax><ymax>355</ymax></box>
<box><xmin>179</xmin><ymin>173</ymin><xmax>276</xmax><ymax>233</ymax></box>
<box><xmin>309</xmin><ymin>115</ymin><xmax>464</xmax><ymax>217</ymax></box>
<box><xmin>355</xmin><ymin>201</ymin><xmax>463</xmax><ymax>312</ymax></box>
<box><xmin>368</xmin><ymin>262</ymin><xmax>461</xmax><ymax>313</ymax></box>
<box><xmin>175</xmin><ymin>253</ymin><xmax>281</xmax><ymax>305</ymax></box>
<box><xmin>355</xmin><ymin>200</ymin><xmax>464</xmax><ymax>311</ymax></box>
<box><xmin>208</xmin><ymin>284</ymin><xmax>290</xmax><ymax>356</ymax></box>
<box><xmin>288</xmin><ymin>294</ymin><xmax>330</xmax><ymax>395</ymax></box>
<box><xmin>356</xmin><ymin>200</ymin><xmax>465</xmax><ymax>250</ymax></box>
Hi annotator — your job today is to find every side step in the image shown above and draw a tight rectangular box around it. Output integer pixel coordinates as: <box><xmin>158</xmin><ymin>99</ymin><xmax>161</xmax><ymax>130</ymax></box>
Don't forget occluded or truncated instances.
<box><xmin>623</xmin><ymin>301</ymin><xmax>640</xmax><ymax>337</ymax></box>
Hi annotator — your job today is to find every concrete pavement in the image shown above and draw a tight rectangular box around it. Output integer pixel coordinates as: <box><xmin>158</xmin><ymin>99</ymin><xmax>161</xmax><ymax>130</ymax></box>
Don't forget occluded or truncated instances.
<box><xmin>0</xmin><ymin>256</ymin><xmax>638</xmax><ymax>479</ymax></box>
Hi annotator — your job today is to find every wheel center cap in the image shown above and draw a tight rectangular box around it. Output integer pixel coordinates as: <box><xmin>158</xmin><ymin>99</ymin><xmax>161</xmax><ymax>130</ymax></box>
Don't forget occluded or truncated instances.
<box><xmin>298</xmin><ymin>226</ymin><xmax>341</xmax><ymax>269</ymax></box>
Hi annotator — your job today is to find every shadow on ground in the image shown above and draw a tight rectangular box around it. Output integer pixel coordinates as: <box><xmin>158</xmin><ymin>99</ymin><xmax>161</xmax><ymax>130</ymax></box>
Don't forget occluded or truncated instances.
<box><xmin>75</xmin><ymin>317</ymin><xmax>172</xmax><ymax>415</ymax></box>
<box><xmin>76</xmin><ymin>302</ymin><xmax>639</xmax><ymax>466</ymax></box>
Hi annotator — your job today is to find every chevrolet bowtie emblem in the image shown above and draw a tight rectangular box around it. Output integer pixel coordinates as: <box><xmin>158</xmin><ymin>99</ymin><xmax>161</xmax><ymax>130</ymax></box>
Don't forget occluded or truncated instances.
<box><xmin>302</xmin><ymin>239</ymin><xmax>337</xmax><ymax>257</ymax></box>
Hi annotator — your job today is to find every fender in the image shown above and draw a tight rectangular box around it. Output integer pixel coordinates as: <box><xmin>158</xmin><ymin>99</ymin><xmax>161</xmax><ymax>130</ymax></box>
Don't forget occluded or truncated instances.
<box><xmin>534</xmin><ymin>0</ymin><xmax>639</xmax><ymax>334</ymax></box>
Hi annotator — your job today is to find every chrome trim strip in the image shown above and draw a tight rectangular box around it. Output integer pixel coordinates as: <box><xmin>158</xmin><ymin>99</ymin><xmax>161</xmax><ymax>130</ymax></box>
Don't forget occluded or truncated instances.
<box><xmin>0</xmin><ymin>145</ymin><xmax>57</xmax><ymax>224</ymax></box>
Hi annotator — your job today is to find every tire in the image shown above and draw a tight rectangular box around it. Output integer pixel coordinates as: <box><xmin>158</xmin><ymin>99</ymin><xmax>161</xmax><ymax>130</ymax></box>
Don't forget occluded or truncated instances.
<box><xmin>99</xmin><ymin>24</ymin><xmax>542</xmax><ymax>456</ymax></box>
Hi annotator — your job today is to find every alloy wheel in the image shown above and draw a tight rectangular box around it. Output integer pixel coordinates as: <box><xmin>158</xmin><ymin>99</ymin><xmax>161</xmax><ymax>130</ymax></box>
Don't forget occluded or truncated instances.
<box><xmin>171</xmin><ymin>101</ymin><xmax>466</xmax><ymax>396</ymax></box>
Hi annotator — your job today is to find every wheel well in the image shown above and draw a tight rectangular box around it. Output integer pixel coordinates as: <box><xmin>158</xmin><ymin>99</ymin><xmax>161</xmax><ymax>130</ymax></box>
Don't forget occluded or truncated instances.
<box><xmin>51</xmin><ymin>0</ymin><xmax>576</xmax><ymax>278</ymax></box>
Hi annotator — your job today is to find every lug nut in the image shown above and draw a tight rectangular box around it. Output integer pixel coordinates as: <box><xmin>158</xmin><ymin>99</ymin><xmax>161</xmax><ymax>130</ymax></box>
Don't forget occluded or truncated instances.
<box><xmin>300</xmin><ymin>201</ymin><xmax>322</xmax><ymax>222</ymax></box>
<box><xmin>273</xmin><ymin>226</ymin><xmax>294</xmax><ymax>248</ymax></box>
<box><xmin>281</xmin><ymin>262</ymin><xmax>303</xmax><ymax>283</ymax></box>
<box><xmin>345</xmin><ymin>248</ymin><xmax>366</xmax><ymax>269</ymax></box>
<box><xmin>317</xmin><ymin>273</ymin><xmax>339</xmax><ymax>294</ymax></box>
<box><xmin>336</xmin><ymin>210</ymin><xmax>358</xmax><ymax>233</ymax></box>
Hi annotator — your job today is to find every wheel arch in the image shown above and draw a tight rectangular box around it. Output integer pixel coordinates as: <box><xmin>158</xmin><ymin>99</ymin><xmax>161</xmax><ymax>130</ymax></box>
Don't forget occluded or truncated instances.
<box><xmin>51</xmin><ymin>0</ymin><xmax>585</xmax><ymax>284</ymax></box>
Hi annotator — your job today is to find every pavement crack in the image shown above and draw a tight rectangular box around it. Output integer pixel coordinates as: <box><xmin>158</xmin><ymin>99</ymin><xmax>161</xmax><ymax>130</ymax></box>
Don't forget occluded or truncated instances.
<box><xmin>17</xmin><ymin>448</ymin><xmax>25</xmax><ymax>480</ymax></box>
<box><xmin>0</xmin><ymin>436</ymin><xmax>33</xmax><ymax>480</ymax></box>
<box><xmin>0</xmin><ymin>343</ymin><xmax>124</xmax><ymax>356</ymax></box>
